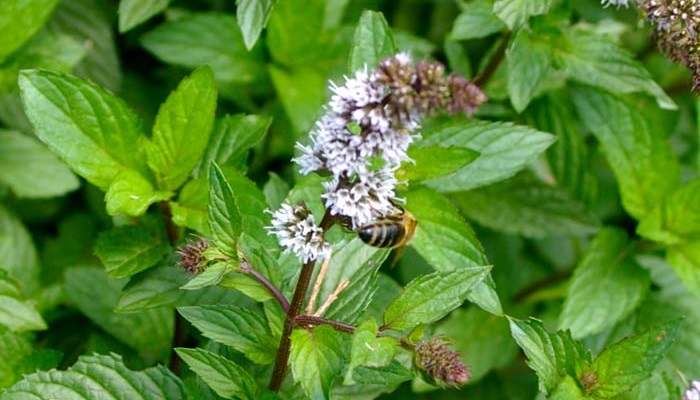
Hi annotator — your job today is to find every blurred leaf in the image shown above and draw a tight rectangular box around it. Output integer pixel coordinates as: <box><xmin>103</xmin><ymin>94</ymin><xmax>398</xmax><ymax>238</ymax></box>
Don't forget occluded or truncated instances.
<box><xmin>572</xmin><ymin>86</ymin><xmax>680</xmax><ymax>219</ymax></box>
<box><xmin>454</xmin><ymin>173</ymin><xmax>600</xmax><ymax>238</ymax></box>
<box><xmin>0</xmin><ymin>0</ymin><xmax>59</xmax><ymax>61</ymax></box>
<box><xmin>236</xmin><ymin>0</ymin><xmax>275</xmax><ymax>50</ymax></box>
<box><xmin>559</xmin><ymin>30</ymin><xmax>675</xmax><ymax>109</ymax></box>
<box><xmin>407</xmin><ymin>186</ymin><xmax>501</xmax><ymax>315</ymax></box>
<box><xmin>420</xmin><ymin>118</ymin><xmax>555</xmax><ymax>192</ymax></box>
<box><xmin>559</xmin><ymin>228</ymin><xmax>650</xmax><ymax>339</ymax></box>
<box><xmin>263</xmin><ymin>172</ymin><xmax>289</xmax><ymax>210</ymax></box>
<box><xmin>0</xmin><ymin>329</ymin><xmax>34</xmax><ymax>387</ymax></box>
<box><xmin>141</xmin><ymin>13</ymin><xmax>264</xmax><ymax>84</ymax></box>
<box><xmin>175</xmin><ymin>348</ymin><xmax>257</xmax><ymax>400</ymax></box>
<box><xmin>171</xmin><ymin>177</ymin><xmax>209</xmax><ymax>235</ymax></box>
<box><xmin>399</xmin><ymin>146</ymin><xmax>479</xmax><ymax>182</ymax></box>
<box><xmin>64</xmin><ymin>267</ymin><xmax>173</xmax><ymax>361</ymax></box>
<box><xmin>507</xmin><ymin>27</ymin><xmax>552</xmax><ymax>112</ymax></box>
<box><xmin>290</xmin><ymin>325</ymin><xmax>346</xmax><ymax>400</ymax></box>
<box><xmin>146</xmin><ymin>67</ymin><xmax>217</xmax><ymax>192</ymax></box>
<box><xmin>451</xmin><ymin>1</ymin><xmax>505</xmax><ymax>40</ymax></box>
<box><xmin>493</xmin><ymin>0</ymin><xmax>556</xmax><ymax>29</ymax></box>
<box><xmin>0</xmin><ymin>276</ymin><xmax>46</xmax><ymax>332</ymax></box>
<box><xmin>178</xmin><ymin>305</ymin><xmax>278</xmax><ymax>364</ymax></box>
<box><xmin>586</xmin><ymin>320</ymin><xmax>680</xmax><ymax>398</ymax></box>
<box><xmin>118</xmin><ymin>0</ymin><xmax>170</xmax><ymax>33</ymax></box>
<box><xmin>269</xmin><ymin>66</ymin><xmax>326</xmax><ymax>134</ymax></box>
<box><xmin>0</xmin><ymin>353</ymin><xmax>186</xmax><ymax>400</ymax></box>
<box><xmin>0</xmin><ymin>205</ymin><xmax>39</xmax><ymax>295</ymax></box>
<box><xmin>94</xmin><ymin>225</ymin><xmax>170</xmax><ymax>278</ymax></box>
<box><xmin>349</xmin><ymin>11</ymin><xmax>396</xmax><ymax>73</ymax></box>
<box><xmin>666</xmin><ymin>240</ymin><xmax>700</xmax><ymax>296</ymax></box>
<box><xmin>638</xmin><ymin>179</ymin><xmax>700</xmax><ymax>245</ymax></box>
<box><xmin>0</xmin><ymin>130</ymin><xmax>79</xmax><ymax>198</ymax></box>
<box><xmin>383</xmin><ymin>266</ymin><xmax>490</xmax><ymax>331</ymax></box>
<box><xmin>508</xmin><ymin>317</ymin><xmax>590</xmax><ymax>395</ymax></box>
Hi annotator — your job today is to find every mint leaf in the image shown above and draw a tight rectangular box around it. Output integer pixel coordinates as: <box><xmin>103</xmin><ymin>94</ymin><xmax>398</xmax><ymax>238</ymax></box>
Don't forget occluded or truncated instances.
<box><xmin>666</xmin><ymin>240</ymin><xmax>700</xmax><ymax>296</ymax></box>
<box><xmin>508</xmin><ymin>317</ymin><xmax>590</xmax><ymax>395</ymax></box>
<box><xmin>236</xmin><ymin>0</ymin><xmax>275</xmax><ymax>50</ymax></box>
<box><xmin>0</xmin><ymin>353</ymin><xmax>186</xmax><ymax>400</ymax></box>
<box><xmin>507</xmin><ymin>27</ymin><xmax>552</xmax><ymax>112</ymax></box>
<box><xmin>558</xmin><ymin>30</ymin><xmax>675</xmax><ymax>109</ymax></box>
<box><xmin>104</xmin><ymin>169</ymin><xmax>171</xmax><ymax>216</ymax></box>
<box><xmin>406</xmin><ymin>186</ymin><xmax>501</xmax><ymax>315</ymax></box>
<box><xmin>638</xmin><ymin>179</ymin><xmax>700</xmax><ymax>245</ymax></box>
<box><xmin>93</xmin><ymin>225</ymin><xmax>170</xmax><ymax>278</ymax></box>
<box><xmin>348</xmin><ymin>320</ymin><xmax>397</xmax><ymax>373</ymax></box>
<box><xmin>0</xmin><ymin>0</ymin><xmax>59</xmax><ymax>61</ymax></box>
<box><xmin>586</xmin><ymin>320</ymin><xmax>680</xmax><ymax>398</ymax></box>
<box><xmin>349</xmin><ymin>11</ymin><xmax>396</xmax><ymax>73</ymax></box>
<box><xmin>493</xmin><ymin>0</ymin><xmax>556</xmax><ymax>29</ymax></box>
<box><xmin>450</xmin><ymin>1</ymin><xmax>505</xmax><ymax>40</ymax></box>
<box><xmin>181</xmin><ymin>262</ymin><xmax>232</xmax><ymax>291</ymax></box>
<box><xmin>170</xmin><ymin>177</ymin><xmax>209</xmax><ymax>235</ymax></box>
<box><xmin>550</xmin><ymin>375</ymin><xmax>588</xmax><ymax>400</ymax></box>
<box><xmin>454</xmin><ymin>173</ymin><xmax>600</xmax><ymax>238</ymax></box>
<box><xmin>269</xmin><ymin>66</ymin><xmax>327</xmax><ymax>133</ymax></box>
<box><xmin>175</xmin><ymin>348</ymin><xmax>257</xmax><ymax>400</ymax></box>
<box><xmin>118</xmin><ymin>0</ymin><xmax>170</xmax><ymax>33</ymax></box>
<box><xmin>352</xmin><ymin>360</ymin><xmax>414</xmax><ymax>386</ymax></box>
<box><xmin>572</xmin><ymin>85</ymin><xmax>680</xmax><ymax>219</ymax></box>
<box><xmin>208</xmin><ymin>163</ymin><xmax>242</xmax><ymax>256</ymax></box>
<box><xmin>290</xmin><ymin>325</ymin><xmax>346</xmax><ymax>400</ymax></box>
<box><xmin>0</xmin><ymin>129</ymin><xmax>79</xmax><ymax>198</ymax></box>
<box><xmin>141</xmin><ymin>13</ymin><xmax>264</xmax><ymax>84</ymax></box>
<box><xmin>146</xmin><ymin>67</ymin><xmax>217</xmax><ymax>192</ymax></box>
<box><xmin>178</xmin><ymin>305</ymin><xmax>278</xmax><ymax>364</ymax></box>
<box><xmin>0</xmin><ymin>276</ymin><xmax>46</xmax><ymax>332</ymax></box>
<box><xmin>383</xmin><ymin>266</ymin><xmax>490</xmax><ymax>331</ymax></box>
<box><xmin>0</xmin><ymin>329</ymin><xmax>34</xmax><ymax>387</ymax></box>
<box><xmin>419</xmin><ymin>119</ymin><xmax>555</xmax><ymax>192</ymax></box>
<box><xmin>18</xmin><ymin>70</ymin><xmax>150</xmax><ymax>190</ymax></box>
<box><xmin>399</xmin><ymin>145</ymin><xmax>479</xmax><ymax>182</ymax></box>
<box><xmin>263</xmin><ymin>172</ymin><xmax>289</xmax><ymax>210</ymax></box>
<box><xmin>0</xmin><ymin>205</ymin><xmax>39</xmax><ymax>295</ymax></box>
<box><xmin>559</xmin><ymin>228</ymin><xmax>650</xmax><ymax>338</ymax></box>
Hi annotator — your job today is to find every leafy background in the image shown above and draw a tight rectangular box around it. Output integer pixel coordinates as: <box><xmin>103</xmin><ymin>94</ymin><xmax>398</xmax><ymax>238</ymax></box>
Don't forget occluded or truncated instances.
<box><xmin>0</xmin><ymin>0</ymin><xmax>698</xmax><ymax>399</ymax></box>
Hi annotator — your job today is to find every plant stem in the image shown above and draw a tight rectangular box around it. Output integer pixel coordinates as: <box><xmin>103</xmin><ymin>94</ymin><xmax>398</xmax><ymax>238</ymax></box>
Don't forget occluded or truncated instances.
<box><xmin>294</xmin><ymin>315</ymin><xmax>356</xmax><ymax>334</ymax></box>
<box><xmin>268</xmin><ymin>211</ymin><xmax>333</xmax><ymax>392</ymax></box>
<box><xmin>473</xmin><ymin>32</ymin><xmax>511</xmax><ymax>87</ymax></box>
<box><xmin>240</xmin><ymin>259</ymin><xmax>290</xmax><ymax>312</ymax></box>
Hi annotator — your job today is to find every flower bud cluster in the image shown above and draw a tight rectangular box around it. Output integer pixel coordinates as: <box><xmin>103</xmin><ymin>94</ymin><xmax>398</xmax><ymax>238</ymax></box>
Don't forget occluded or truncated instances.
<box><xmin>267</xmin><ymin>202</ymin><xmax>331</xmax><ymax>263</ymax></box>
<box><xmin>176</xmin><ymin>237</ymin><xmax>209</xmax><ymax>274</ymax></box>
<box><xmin>414</xmin><ymin>337</ymin><xmax>470</xmax><ymax>387</ymax></box>
<box><xmin>638</xmin><ymin>0</ymin><xmax>700</xmax><ymax>91</ymax></box>
<box><xmin>268</xmin><ymin>52</ymin><xmax>486</xmax><ymax>262</ymax></box>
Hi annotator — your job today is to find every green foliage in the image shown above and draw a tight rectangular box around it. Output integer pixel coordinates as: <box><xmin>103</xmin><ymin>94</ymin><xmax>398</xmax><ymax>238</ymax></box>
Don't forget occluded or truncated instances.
<box><xmin>2</xmin><ymin>0</ymin><xmax>699</xmax><ymax>399</ymax></box>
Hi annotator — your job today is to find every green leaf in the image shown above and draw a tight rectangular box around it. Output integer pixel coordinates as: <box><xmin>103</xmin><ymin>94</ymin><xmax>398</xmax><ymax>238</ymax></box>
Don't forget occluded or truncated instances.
<box><xmin>559</xmin><ymin>228</ymin><xmax>650</xmax><ymax>339</ymax></box>
<box><xmin>586</xmin><ymin>320</ymin><xmax>680</xmax><ymax>398</ymax></box>
<box><xmin>507</xmin><ymin>27</ymin><xmax>552</xmax><ymax>112</ymax></box>
<box><xmin>558</xmin><ymin>30</ymin><xmax>675</xmax><ymax>109</ymax></box>
<box><xmin>18</xmin><ymin>70</ymin><xmax>150</xmax><ymax>190</ymax></box>
<box><xmin>236</xmin><ymin>0</ymin><xmax>275</xmax><ymax>50</ymax></box>
<box><xmin>383</xmin><ymin>266</ymin><xmax>490</xmax><ymax>331</ymax></box>
<box><xmin>263</xmin><ymin>172</ymin><xmax>289</xmax><ymax>210</ymax></box>
<box><xmin>450</xmin><ymin>1</ymin><xmax>505</xmax><ymax>40</ymax></box>
<box><xmin>454</xmin><ymin>173</ymin><xmax>600</xmax><ymax>238</ymax></box>
<box><xmin>0</xmin><ymin>129</ymin><xmax>79</xmax><ymax>198</ymax></box>
<box><xmin>0</xmin><ymin>0</ymin><xmax>59</xmax><ymax>61</ymax></box>
<box><xmin>666</xmin><ymin>240</ymin><xmax>700</xmax><ymax>296</ymax></box>
<box><xmin>141</xmin><ymin>13</ymin><xmax>264</xmax><ymax>84</ymax></box>
<box><xmin>170</xmin><ymin>177</ymin><xmax>209</xmax><ymax>235</ymax></box>
<box><xmin>349</xmin><ymin>11</ymin><xmax>396</xmax><ymax>73</ymax></box>
<box><xmin>406</xmin><ymin>186</ymin><xmax>502</xmax><ymax>315</ymax></box>
<box><xmin>146</xmin><ymin>67</ymin><xmax>217</xmax><ymax>192</ymax></box>
<box><xmin>0</xmin><ymin>276</ymin><xmax>46</xmax><ymax>332</ymax></box>
<box><xmin>0</xmin><ymin>353</ymin><xmax>186</xmax><ymax>400</ymax></box>
<box><xmin>638</xmin><ymin>179</ymin><xmax>700</xmax><ymax>245</ymax></box>
<box><xmin>550</xmin><ymin>375</ymin><xmax>588</xmax><ymax>400</ymax></box>
<box><xmin>181</xmin><ymin>262</ymin><xmax>232</xmax><ymax>290</ymax></box>
<box><xmin>178</xmin><ymin>305</ymin><xmax>278</xmax><ymax>364</ymax></box>
<box><xmin>104</xmin><ymin>169</ymin><xmax>171</xmax><ymax>216</ymax></box>
<box><xmin>0</xmin><ymin>329</ymin><xmax>34</xmax><ymax>387</ymax></box>
<box><xmin>208</xmin><ymin>163</ymin><xmax>242</xmax><ymax>256</ymax></box>
<box><xmin>64</xmin><ymin>267</ymin><xmax>173</xmax><ymax>361</ymax></box>
<box><xmin>436</xmin><ymin>307</ymin><xmax>518</xmax><ymax>382</ymax></box>
<box><xmin>352</xmin><ymin>360</ymin><xmax>414</xmax><ymax>386</ymax></box>
<box><xmin>0</xmin><ymin>31</ymin><xmax>86</xmax><ymax>93</ymax></box>
<box><xmin>269</xmin><ymin>66</ymin><xmax>327</xmax><ymax>133</ymax></box>
<box><xmin>290</xmin><ymin>325</ymin><xmax>346</xmax><ymax>400</ymax></box>
<box><xmin>493</xmin><ymin>0</ymin><xmax>556</xmax><ymax>29</ymax></box>
<box><xmin>175</xmin><ymin>348</ymin><xmax>257</xmax><ymax>400</ymax></box>
<box><xmin>0</xmin><ymin>205</ymin><xmax>39</xmax><ymax>295</ymax></box>
<box><xmin>118</xmin><ymin>0</ymin><xmax>170</xmax><ymax>32</ymax></box>
<box><xmin>94</xmin><ymin>225</ymin><xmax>170</xmax><ymax>278</ymax></box>
<box><xmin>237</xmin><ymin>233</ymin><xmax>282</xmax><ymax>295</ymax></box>
<box><xmin>419</xmin><ymin>118</ymin><xmax>556</xmax><ymax>192</ymax></box>
<box><xmin>398</xmin><ymin>146</ymin><xmax>479</xmax><ymax>182</ymax></box>
<box><xmin>196</xmin><ymin>114</ymin><xmax>272</xmax><ymax>177</ymax></box>
<box><xmin>572</xmin><ymin>86</ymin><xmax>680</xmax><ymax>219</ymax></box>
<box><xmin>348</xmin><ymin>320</ymin><xmax>397</xmax><ymax>376</ymax></box>
<box><xmin>508</xmin><ymin>317</ymin><xmax>590</xmax><ymax>395</ymax></box>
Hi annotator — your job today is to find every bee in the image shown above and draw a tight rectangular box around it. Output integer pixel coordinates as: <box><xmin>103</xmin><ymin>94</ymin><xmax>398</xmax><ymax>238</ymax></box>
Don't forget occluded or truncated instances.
<box><xmin>357</xmin><ymin>208</ymin><xmax>417</xmax><ymax>248</ymax></box>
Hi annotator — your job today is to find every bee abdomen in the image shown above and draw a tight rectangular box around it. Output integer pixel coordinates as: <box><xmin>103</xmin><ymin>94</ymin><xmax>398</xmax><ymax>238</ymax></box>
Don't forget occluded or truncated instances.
<box><xmin>358</xmin><ymin>223</ymin><xmax>405</xmax><ymax>248</ymax></box>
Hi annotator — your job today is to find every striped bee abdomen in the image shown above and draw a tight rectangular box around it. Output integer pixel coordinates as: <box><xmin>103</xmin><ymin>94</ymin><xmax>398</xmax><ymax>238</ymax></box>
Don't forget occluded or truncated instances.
<box><xmin>358</xmin><ymin>221</ymin><xmax>406</xmax><ymax>248</ymax></box>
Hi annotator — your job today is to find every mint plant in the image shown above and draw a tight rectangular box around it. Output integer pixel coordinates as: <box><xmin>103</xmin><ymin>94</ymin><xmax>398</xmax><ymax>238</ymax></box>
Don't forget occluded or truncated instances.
<box><xmin>1</xmin><ymin>0</ymin><xmax>700</xmax><ymax>399</ymax></box>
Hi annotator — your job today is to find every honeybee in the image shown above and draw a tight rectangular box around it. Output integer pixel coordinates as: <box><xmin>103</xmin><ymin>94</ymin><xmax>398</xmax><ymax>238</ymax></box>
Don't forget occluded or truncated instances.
<box><xmin>357</xmin><ymin>208</ymin><xmax>417</xmax><ymax>248</ymax></box>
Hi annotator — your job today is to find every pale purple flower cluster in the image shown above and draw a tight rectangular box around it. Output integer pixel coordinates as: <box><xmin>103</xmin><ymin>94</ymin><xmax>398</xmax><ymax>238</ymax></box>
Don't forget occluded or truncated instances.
<box><xmin>601</xmin><ymin>0</ymin><xmax>632</xmax><ymax>7</ymax></box>
<box><xmin>683</xmin><ymin>380</ymin><xmax>700</xmax><ymax>400</ymax></box>
<box><xmin>267</xmin><ymin>202</ymin><xmax>331</xmax><ymax>263</ymax></box>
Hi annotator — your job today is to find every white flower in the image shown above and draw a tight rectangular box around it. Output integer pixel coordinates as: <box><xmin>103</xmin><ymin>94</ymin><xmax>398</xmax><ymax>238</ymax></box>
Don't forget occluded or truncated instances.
<box><xmin>601</xmin><ymin>0</ymin><xmax>631</xmax><ymax>7</ymax></box>
<box><xmin>266</xmin><ymin>202</ymin><xmax>331</xmax><ymax>263</ymax></box>
<box><xmin>684</xmin><ymin>380</ymin><xmax>700</xmax><ymax>400</ymax></box>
